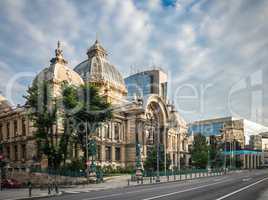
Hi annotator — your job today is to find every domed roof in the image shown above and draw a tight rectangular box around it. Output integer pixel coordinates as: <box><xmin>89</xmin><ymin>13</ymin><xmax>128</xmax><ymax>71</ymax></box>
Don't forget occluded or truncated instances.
<box><xmin>169</xmin><ymin>106</ymin><xmax>187</xmax><ymax>128</ymax></box>
<box><xmin>35</xmin><ymin>42</ymin><xmax>84</xmax><ymax>95</ymax></box>
<box><xmin>36</xmin><ymin>63</ymin><xmax>84</xmax><ymax>87</ymax></box>
<box><xmin>0</xmin><ymin>94</ymin><xmax>11</xmax><ymax>111</ymax></box>
<box><xmin>74</xmin><ymin>40</ymin><xmax>127</xmax><ymax>94</ymax></box>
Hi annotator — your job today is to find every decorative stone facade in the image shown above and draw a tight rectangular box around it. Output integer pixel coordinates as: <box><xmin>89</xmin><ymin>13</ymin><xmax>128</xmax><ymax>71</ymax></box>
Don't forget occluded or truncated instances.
<box><xmin>0</xmin><ymin>40</ymin><xmax>189</xmax><ymax>172</ymax></box>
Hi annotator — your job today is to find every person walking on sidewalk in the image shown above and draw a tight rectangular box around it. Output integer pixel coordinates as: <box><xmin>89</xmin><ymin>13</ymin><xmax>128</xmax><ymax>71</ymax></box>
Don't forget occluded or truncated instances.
<box><xmin>27</xmin><ymin>180</ymin><xmax>32</xmax><ymax>197</ymax></box>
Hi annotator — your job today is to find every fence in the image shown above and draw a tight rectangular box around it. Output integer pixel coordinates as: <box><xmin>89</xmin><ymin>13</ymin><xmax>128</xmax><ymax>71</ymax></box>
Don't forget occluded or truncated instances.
<box><xmin>129</xmin><ymin>168</ymin><xmax>228</xmax><ymax>186</ymax></box>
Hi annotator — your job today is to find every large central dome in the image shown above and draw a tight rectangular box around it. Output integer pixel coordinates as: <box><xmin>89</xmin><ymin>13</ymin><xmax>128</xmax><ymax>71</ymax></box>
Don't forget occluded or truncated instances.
<box><xmin>74</xmin><ymin>40</ymin><xmax>127</xmax><ymax>95</ymax></box>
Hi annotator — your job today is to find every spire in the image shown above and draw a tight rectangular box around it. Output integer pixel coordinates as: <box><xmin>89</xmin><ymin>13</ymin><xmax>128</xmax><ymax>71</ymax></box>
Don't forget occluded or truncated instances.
<box><xmin>50</xmin><ymin>40</ymin><xmax>68</xmax><ymax>64</ymax></box>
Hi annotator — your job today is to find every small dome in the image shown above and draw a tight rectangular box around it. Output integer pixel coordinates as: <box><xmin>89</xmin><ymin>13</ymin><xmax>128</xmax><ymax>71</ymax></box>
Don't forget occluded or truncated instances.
<box><xmin>34</xmin><ymin>42</ymin><xmax>84</xmax><ymax>96</ymax></box>
<box><xmin>169</xmin><ymin>110</ymin><xmax>187</xmax><ymax>128</ymax></box>
<box><xmin>74</xmin><ymin>40</ymin><xmax>127</xmax><ymax>94</ymax></box>
<box><xmin>36</xmin><ymin>63</ymin><xmax>84</xmax><ymax>87</ymax></box>
<box><xmin>0</xmin><ymin>94</ymin><xmax>11</xmax><ymax>111</ymax></box>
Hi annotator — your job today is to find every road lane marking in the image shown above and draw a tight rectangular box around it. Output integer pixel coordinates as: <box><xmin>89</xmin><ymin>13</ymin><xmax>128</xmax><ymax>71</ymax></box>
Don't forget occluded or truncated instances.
<box><xmin>141</xmin><ymin>180</ymin><xmax>231</xmax><ymax>200</ymax></box>
<box><xmin>242</xmin><ymin>178</ymin><xmax>252</xmax><ymax>182</ymax></box>
<box><xmin>215</xmin><ymin>177</ymin><xmax>268</xmax><ymax>200</ymax></box>
<box><xmin>81</xmin><ymin>178</ymin><xmax>232</xmax><ymax>200</ymax></box>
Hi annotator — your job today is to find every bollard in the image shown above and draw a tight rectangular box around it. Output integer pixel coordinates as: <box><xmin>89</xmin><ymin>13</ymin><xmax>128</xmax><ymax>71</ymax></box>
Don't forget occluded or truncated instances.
<box><xmin>167</xmin><ymin>175</ymin><xmax>169</xmax><ymax>182</ymax></box>
<box><xmin>174</xmin><ymin>174</ymin><xmax>176</xmax><ymax>181</ymax></box>
<box><xmin>29</xmin><ymin>187</ymin><xmax>32</xmax><ymax>197</ymax></box>
<box><xmin>55</xmin><ymin>184</ymin><xmax>59</xmax><ymax>194</ymax></box>
<box><xmin>128</xmin><ymin>179</ymin><xmax>130</xmax><ymax>187</ymax></box>
<box><xmin>150</xmin><ymin>177</ymin><xmax>152</xmax><ymax>184</ymax></box>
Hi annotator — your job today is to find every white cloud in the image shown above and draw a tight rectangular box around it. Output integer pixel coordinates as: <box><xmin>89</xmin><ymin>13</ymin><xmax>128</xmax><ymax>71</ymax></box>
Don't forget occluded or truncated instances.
<box><xmin>0</xmin><ymin>0</ymin><xmax>268</xmax><ymax>125</ymax></box>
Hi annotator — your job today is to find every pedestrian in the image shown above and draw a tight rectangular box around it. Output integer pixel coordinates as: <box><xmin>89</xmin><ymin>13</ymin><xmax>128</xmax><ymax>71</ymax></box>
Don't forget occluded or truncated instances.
<box><xmin>27</xmin><ymin>180</ymin><xmax>32</xmax><ymax>197</ymax></box>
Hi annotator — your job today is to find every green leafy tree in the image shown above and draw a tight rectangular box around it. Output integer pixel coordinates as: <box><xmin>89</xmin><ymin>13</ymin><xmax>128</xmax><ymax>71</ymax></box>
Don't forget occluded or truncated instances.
<box><xmin>144</xmin><ymin>145</ymin><xmax>171</xmax><ymax>172</ymax></box>
<box><xmin>61</xmin><ymin>83</ymin><xmax>112</xmax><ymax>164</ymax></box>
<box><xmin>192</xmin><ymin>134</ymin><xmax>209</xmax><ymax>169</ymax></box>
<box><xmin>24</xmin><ymin>80</ymin><xmax>66</xmax><ymax>170</ymax></box>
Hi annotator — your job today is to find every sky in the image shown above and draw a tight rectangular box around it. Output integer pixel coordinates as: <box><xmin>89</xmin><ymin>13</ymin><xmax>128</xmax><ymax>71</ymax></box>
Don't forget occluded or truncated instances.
<box><xmin>0</xmin><ymin>0</ymin><xmax>268</xmax><ymax>125</ymax></box>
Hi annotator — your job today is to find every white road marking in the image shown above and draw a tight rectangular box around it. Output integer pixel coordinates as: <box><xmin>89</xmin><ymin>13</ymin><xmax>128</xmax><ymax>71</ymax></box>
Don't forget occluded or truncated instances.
<box><xmin>141</xmin><ymin>179</ymin><xmax>231</xmax><ymax>200</ymax></box>
<box><xmin>81</xmin><ymin>178</ymin><xmax>232</xmax><ymax>200</ymax></box>
<box><xmin>242</xmin><ymin>178</ymin><xmax>252</xmax><ymax>182</ymax></box>
<box><xmin>65</xmin><ymin>191</ymin><xmax>81</xmax><ymax>194</ymax></box>
<box><xmin>215</xmin><ymin>177</ymin><xmax>268</xmax><ymax>200</ymax></box>
<box><xmin>82</xmin><ymin>193</ymin><xmax>122</xmax><ymax>200</ymax></box>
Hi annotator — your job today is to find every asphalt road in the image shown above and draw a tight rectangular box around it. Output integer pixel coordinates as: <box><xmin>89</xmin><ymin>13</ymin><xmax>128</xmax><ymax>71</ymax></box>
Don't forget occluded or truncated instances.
<box><xmin>44</xmin><ymin>170</ymin><xmax>268</xmax><ymax>200</ymax></box>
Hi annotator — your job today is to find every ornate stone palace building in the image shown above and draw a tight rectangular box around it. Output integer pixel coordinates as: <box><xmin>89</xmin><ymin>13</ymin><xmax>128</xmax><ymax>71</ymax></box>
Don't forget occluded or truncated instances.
<box><xmin>0</xmin><ymin>40</ymin><xmax>189</xmax><ymax>171</ymax></box>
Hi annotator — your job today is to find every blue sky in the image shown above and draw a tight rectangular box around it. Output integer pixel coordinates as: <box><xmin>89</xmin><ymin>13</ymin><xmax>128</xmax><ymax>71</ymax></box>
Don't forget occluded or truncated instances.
<box><xmin>0</xmin><ymin>0</ymin><xmax>268</xmax><ymax>125</ymax></box>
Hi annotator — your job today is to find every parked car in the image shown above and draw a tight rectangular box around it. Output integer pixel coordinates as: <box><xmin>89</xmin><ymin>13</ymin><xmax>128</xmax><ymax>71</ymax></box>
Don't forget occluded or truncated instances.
<box><xmin>1</xmin><ymin>179</ymin><xmax>22</xmax><ymax>188</ymax></box>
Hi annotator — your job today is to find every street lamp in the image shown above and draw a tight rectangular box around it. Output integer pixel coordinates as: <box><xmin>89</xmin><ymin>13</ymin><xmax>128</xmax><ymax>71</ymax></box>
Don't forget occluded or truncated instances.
<box><xmin>156</xmin><ymin>125</ymin><xmax>160</xmax><ymax>183</ymax></box>
<box><xmin>207</xmin><ymin>136</ymin><xmax>211</xmax><ymax>172</ymax></box>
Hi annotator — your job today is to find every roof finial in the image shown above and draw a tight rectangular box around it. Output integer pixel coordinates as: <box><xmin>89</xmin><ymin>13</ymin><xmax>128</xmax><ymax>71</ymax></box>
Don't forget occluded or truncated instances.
<box><xmin>57</xmin><ymin>40</ymin><xmax>61</xmax><ymax>49</ymax></box>
<box><xmin>50</xmin><ymin>40</ymin><xmax>68</xmax><ymax>64</ymax></box>
<box><xmin>55</xmin><ymin>40</ymin><xmax>63</xmax><ymax>58</ymax></box>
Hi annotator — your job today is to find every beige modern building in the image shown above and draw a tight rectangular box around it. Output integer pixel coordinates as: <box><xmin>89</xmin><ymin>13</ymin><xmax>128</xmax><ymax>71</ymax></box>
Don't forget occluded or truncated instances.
<box><xmin>188</xmin><ymin>117</ymin><xmax>268</xmax><ymax>169</ymax></box>
<box><xmin>260</xmin><ymin>132</ymin><xmax>268</xmax><ymax>167</ymax></box>
<box><xmin>0</xmin><ymin>40</ymin><xmax>189</xmax><ymax>172</ymax></box>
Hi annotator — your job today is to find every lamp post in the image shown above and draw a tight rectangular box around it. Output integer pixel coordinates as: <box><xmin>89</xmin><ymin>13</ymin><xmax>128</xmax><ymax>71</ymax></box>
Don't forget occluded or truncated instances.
<box><xmin>135</xmin><ymin>117</ymin><xmax>142</xmax><ymax>180</ymax></box>
<box><xmin>85</xmin><ymin>121</ymin><xmax>89</xmax><ymax>177</ymax></box>
<box><xmin>207</xmin><ymin>136</ymin><xmax>211</xmax><ymax>172</ymax></box>
<box><xmin>156</xmin><ymin>125</ymin><xmax>160</xmax><ymax>183</ymax></box>
<box><xmin>224</xmin><ymin>139</ymin><xmax>227</xmax><ymax>172</ymax></box>
<box><xmin>178</xmin><ymin>132</ymin><xmax>181</xmax><ymax>172</ymax></box>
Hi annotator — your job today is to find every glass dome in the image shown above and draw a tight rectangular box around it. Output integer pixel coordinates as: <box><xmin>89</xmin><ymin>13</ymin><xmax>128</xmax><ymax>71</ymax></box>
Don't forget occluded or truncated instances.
<box><xmin>74</xmin><ymin>40</ymin><xmax>127</xmax><ymax>94</ymax></box>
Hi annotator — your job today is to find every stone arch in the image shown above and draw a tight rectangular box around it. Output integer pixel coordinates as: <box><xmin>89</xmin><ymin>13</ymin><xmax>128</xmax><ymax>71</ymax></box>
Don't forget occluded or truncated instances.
<box><xmin>143</xmin><ymin>95</ymin><xmax>169</xmax><ymax>146</ymax></box>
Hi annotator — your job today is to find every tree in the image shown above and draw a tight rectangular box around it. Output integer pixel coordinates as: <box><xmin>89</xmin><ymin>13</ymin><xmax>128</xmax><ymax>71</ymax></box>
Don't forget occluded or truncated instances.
<box><xmin>61</xmin><ymin>83</ymin><xmax>112</xmax><ymax>165</ymax></box>
<box><xmin>24</xmin><ymin>80</ymin><xmax>67</xmax><ymax>170</ymax></box>
<box><xmin>144</xmin><ymin>145</ymin><xmax>171</xmax><ymax>172</ymax></box>
<box><xmin>191</xmin><ymin>134</ymin><xmax>208</xmax><ymax>169</ymax></box>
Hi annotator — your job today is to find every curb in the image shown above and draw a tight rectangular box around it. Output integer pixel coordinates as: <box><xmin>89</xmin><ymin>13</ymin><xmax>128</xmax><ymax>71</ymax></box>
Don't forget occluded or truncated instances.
<box><xmin>5</xmin><ymin>192</ymin><xmax>62</xmax><ymax>200</ymax></box>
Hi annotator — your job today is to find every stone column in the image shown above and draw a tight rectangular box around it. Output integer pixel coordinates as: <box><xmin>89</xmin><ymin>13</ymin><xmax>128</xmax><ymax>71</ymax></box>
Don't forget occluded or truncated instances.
<box><xmin>243</xmin><ymin>154</ymin><xmax>246</xmax><ymax>169</ymax></box>
<box><xmin>111</xmin><ymin>144</ymin><xmax>115</xmax><ymax>163</ymax></box>
<box><xmin>120</xmin><ymin>145</ymin><xmax>126</xmax><ymax>167</ymax></box>
<box><xmin>101</xmin><ymin>144</ymin><xmax>105</xmax><ymax>164</ymax></box>
<box><xmin>257</xmin><ymin>154</ymin><xmax>260</xmax><ymax>168</ymax></box>
<box><xmin>254</xmin><ymin>155</ymin><xmax>257</xmax><ymax>169</ymax></box>
<box><xmin>250</xmin><ymin>154</ymin><xmax>253</xmax><ymax>169</ymax></box>
<box><xmin>247</xmin><ymin>154</ymin><xmax>250</xmax><ymax>169</ymax></box>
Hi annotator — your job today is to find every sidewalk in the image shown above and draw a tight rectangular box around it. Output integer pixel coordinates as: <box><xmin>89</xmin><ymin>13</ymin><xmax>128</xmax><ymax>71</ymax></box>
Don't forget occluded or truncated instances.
<box><xmin>61</xmin><ymin>175</ymin><xmax>130</xmax><ymax>193</ymax></box>
<box><xmin>0</xmin><ymin>175</ymin><xmax>131</xmax><ymax>200</ymax></box>
<box><xmin>0</xmin><ymin>188</ymin><xmax>61</xmax><ymax>200</ymax></box>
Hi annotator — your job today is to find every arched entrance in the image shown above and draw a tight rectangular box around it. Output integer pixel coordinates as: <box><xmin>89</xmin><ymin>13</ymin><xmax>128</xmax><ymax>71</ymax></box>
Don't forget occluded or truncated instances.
<box><xmin>143</xmin><ymin>95</ymin><xmax>169</xmax><ymax>172</ymax></box>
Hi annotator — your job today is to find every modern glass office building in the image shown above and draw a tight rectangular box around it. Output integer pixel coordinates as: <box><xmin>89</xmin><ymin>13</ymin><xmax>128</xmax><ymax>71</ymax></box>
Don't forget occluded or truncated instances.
<box><xmin>124</xmin><ymin>72</ymin><xmax>152</xmax><ymax>98</ymax></box>
<box><xmin>124</xmin><ymin>69</ymin><xmax>168</xmax><ymax>100</ymax></box>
